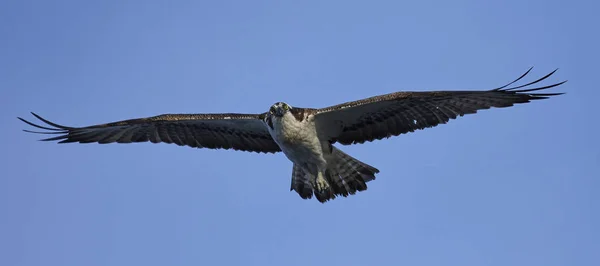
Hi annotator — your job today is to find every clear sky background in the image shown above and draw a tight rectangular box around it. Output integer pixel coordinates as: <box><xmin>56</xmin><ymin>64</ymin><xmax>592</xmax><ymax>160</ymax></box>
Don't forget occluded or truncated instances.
<box><xmin>1</xmin><ymin>1</ymin><xmax>598</xmax><ymax>265</ymax></box>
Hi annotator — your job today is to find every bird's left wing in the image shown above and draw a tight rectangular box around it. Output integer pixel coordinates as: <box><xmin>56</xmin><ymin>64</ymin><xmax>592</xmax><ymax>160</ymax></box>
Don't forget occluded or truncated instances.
<box><xmin>19</xmin><ymin>112</ymin><xmax>281</xmax><ymax>153</ymax></box>
<box><xmin>313</xmin><ymin>68</ymin><xmax>567</xmax><ymax>145</ymax></box>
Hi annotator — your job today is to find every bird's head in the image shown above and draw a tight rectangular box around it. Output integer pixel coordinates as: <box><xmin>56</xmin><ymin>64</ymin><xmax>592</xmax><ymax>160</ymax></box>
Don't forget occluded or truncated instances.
<box><xmin>269</xmin><ymin>102</ymin><xmax>292</xmax><ymax>117</ymax></box>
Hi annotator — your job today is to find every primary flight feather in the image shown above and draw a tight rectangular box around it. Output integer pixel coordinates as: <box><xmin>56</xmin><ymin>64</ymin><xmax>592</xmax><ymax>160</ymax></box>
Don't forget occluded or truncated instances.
<box><xmin>19</xmin><ymin>68</ymin><xmax>567</xmax><ymax>203</ymax></box>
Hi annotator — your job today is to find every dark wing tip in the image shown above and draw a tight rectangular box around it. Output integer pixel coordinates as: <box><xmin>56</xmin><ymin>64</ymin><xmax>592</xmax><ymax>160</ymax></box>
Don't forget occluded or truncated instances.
<box><xmin>493</xmin><ymin>66</ymin><xmax>534</xmax><ymax>91</ymax></box>
<box><xmin>19</xmin><ymin>113</ymin><xmax>73</xmax><ymax>141</ymax></box>
<box><xmin>492</xmin><ymin>68</ymin><xmax>567</xmax><ymax>98</ymax></box>
<box><xmin>29</xmin><ymin>112</ymin><xmax>74</xmax><ymax>129</ymax></box>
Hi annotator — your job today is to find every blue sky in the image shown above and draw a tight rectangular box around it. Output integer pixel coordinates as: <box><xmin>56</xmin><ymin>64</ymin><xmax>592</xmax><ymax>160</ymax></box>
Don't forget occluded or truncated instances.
<box><xmin>1</xmin><ymin>0</ymin><xmax>598</xmax><ymax>265</ymax></box>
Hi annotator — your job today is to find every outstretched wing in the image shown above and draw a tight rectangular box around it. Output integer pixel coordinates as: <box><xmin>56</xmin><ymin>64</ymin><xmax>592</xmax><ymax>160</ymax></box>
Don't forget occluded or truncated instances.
<box><xmin>314</xmin><ymin>68</ymin><xmax>567</xmax><ymax>145</ymax></box>
<box><xmin>19</xmin><ymin>112</ymin><xmax>281</xmax><ymax>153</ymax></box>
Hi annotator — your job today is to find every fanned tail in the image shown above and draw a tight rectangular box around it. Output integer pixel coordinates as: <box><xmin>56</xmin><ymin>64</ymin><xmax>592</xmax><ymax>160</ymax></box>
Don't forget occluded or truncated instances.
<box><xmin>290</xmin><ymin>147</ymin><xmax>379</xmax><ymax>203</ymax></box>
<box><xmin>325</xmin><ymin>147</ymin><xmax>379</xmax><ymax>200</ymax></box>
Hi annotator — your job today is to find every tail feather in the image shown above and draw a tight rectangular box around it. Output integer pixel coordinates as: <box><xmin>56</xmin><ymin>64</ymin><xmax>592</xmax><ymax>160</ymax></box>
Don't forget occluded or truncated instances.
<box><xmin>290</xmin><ymin>164</ymin><xmax>313</xmax><ymax>199</ymax></box>
<box><xmin>327</xmin><ymin>147</ymin><xmax>379</xmax><ymax>198</ymax></box>
<box><xmin>290</xmin><ymin>147</ymin><xmax>380</xmax><ymax>203</ymax></box>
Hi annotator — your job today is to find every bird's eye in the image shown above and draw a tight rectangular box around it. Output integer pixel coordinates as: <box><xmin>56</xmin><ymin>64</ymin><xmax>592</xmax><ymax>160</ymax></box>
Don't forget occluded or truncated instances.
<box><xmin>283</xmin><ymin>104</ymin><xmax>289</xmax><ymax>110</ymax></box>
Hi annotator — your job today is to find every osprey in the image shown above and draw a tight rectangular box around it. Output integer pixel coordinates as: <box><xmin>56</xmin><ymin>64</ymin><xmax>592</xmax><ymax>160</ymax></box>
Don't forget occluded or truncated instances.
<box><xmin>19</xmin><ymin>68</ymin><xmax>566</xmax><ymax>203</ymax></box>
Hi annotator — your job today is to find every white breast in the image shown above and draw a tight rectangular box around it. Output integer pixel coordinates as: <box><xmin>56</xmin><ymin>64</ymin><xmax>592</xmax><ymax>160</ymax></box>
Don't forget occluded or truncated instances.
<box><xmin>268</xmin><ymin>112</ymin><xmax>327</xmax><ymax>170</ymax></box>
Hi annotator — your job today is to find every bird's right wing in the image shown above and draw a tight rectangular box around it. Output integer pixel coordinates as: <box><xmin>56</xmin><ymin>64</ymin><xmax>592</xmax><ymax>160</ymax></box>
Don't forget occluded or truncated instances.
<box><xmin>19</xmin><ymin>112</ymin><xmax>281</xmax><ymax>153</ymax></box>
<box><xmin>313</xmin><ymin>68</ymin><xmax>566</xmax><ymax>145</ymax></box>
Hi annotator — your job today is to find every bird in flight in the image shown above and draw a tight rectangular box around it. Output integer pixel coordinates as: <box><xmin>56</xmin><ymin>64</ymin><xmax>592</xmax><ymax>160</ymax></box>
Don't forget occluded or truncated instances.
<box><xmin>19</xmin><ymin>68</ymin><xmax>566</xmax><ymax>203</ymax></box>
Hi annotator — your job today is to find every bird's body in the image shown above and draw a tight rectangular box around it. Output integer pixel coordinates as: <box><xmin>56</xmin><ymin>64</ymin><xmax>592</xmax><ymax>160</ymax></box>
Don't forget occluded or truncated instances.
<box><xmin>19</xmin><ymin>68</ymin><xmax>567</xmax><ymax>203</ymax></box>
<box><xmin>267</xmin><ymin>105</ymin><xmax>326</xmax><ymax>170</ymax></box>
<box><xmin>264</xmin><ymin>103</ymin><xmax>377</xmax><ymax>201</ymax></box>
<box><xmin>267</xmin><ymin>107</ymin><xmax>333</xmax><ymax>198</ymax></box>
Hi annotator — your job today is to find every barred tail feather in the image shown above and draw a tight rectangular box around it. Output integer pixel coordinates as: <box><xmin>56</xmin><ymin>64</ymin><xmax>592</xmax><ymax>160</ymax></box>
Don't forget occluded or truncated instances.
<box><xmin>327</xmin><ymin>147</ymin><xmax>379</xmax><ymax>197</ymax></box>
<box><xmin>290</xmin><ymin>164</ymin><xmax>313</xmax><ymax>200</ymax></box>
<box><xmin>290</xmin><ymin>147</ymin><xmax>379</xmax><ymax>203</ymax></box>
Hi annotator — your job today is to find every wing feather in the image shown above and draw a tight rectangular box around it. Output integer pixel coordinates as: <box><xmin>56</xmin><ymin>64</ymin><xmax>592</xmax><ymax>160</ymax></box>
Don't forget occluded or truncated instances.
<box><xmin>314</xmin><ymin>68</ymin><xmax>567</xmax><ymax>145</ymax></box>
<box><xmin>18</xmin><ymin>112</ymin><xmax>281</xmax><ymax>153</ymax></box>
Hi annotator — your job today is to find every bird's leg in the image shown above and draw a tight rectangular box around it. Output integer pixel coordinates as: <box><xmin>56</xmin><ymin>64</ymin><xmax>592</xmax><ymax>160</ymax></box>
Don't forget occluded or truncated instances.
<box><xmin>315</xmin><ymin>171</ymin><xmax>329</xmax><ymax>192</ymax></box>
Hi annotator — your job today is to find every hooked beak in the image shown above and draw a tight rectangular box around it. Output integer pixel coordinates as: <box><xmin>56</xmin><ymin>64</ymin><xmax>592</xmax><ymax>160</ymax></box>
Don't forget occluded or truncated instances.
<box><xmin>275</xmin><ymin>108</ymin><xmax>285</xmax><ymax>117</ymax></box>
